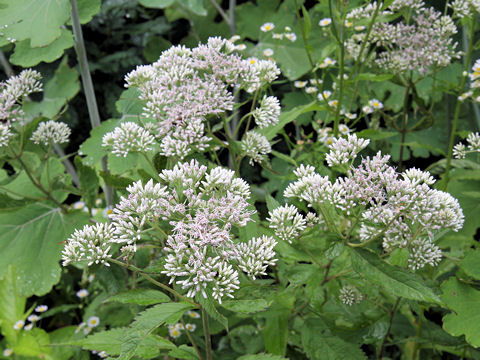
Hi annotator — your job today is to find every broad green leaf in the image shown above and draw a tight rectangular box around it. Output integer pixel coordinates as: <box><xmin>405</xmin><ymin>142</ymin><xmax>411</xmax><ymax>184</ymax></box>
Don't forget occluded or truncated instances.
<box><xmin>10</xmin><ymin>29</ymin><xmax>73</xmax><ymax>67</ymax></box>
<box><xmin>176</xmin><ymin>0</ymin><xmax>207</xmax><ymax>16</ymax></box>
<box><xmin>302</xmin><ymin>319</ymin><xmax>367</xmax><ymax>360</ymax></box>
<box><xmin>0</xmin><ymin>265</ymin><xmax>26</xmax><ymax>344</ymax></box>
<box><xmin>116</xmin><ymin>88</ymin><xmax>145</xmax><ymax>117</ymax></box>
<box><xmin>350</xmin><ymin>248</ymin><xmax>444</xmax><ymax>306</ymax></box>
<box><xmin>0</xmin><ymin>203</ymin><xmax>89</xmax><ymax>296</ymax></box>
<box><xmin>265</xmin><ymin>194</ymin><xmax>280</xmax><ymax>212</ymax></box>
<box><xmin>356</xmin><ymin>129</ymin><xmax>397</xmax><ymax>141</ymax></box>
<box><xmin>74</xmin><ymin>156</ymin><xmax>100</xmax><ymax>210</ymax></box>
<box><xmin>460</xmin><ymin>249</ymin><xmax>480</xmax><ymax>280</ymax></box>
<box><xmin>221</xmin><ymin>299</ymin><xmax>269</xmax><ymax>314</ymax></box>
<box><xmin>168</xmin><ymin>345</ymin><xmax>200</xmax><ymax>360</ymax></box>
<box><xmin>76</xmin><ymin>0</ymin><xmax>102</xmax><ymax>24</ymax></box>
<box><xmin>301</xmin><ymin>6</ymin><xmax>311</xmax><ymax>39</ymax></box>
<box><xmin>119</xmin><ymin>303</ymin><xmax>194</xmax><ymax>360</ymax></box>
<box><xmin>14</xmin><ymin>328</ymin><xmax>51</xmax><ymax>357</ymax></box>
<box><xmin>24</xmin><ymin>58</ymin><xmax>80</xmax><ymax>118</ymax></box>
<box><xmin>49</xmin><ymin>326</ymin><xmax>77</xmax><ymax>360</ymax></box>
<box><xmin>0</xmin><ymin>193</ymin><xmax>35</xmax><ymax>212</ymax></box>
<box><xmin>262</xmin><ymin>292</ymin><xmax>295</xmax><ymax>355</ymax></box>
<box><xmin>285</xmin><ymin>264</ymin><xmax>317</xmax><ymax>285</ymax></box>
<box><xmin>139</xmin><ymin>0</ymin><xmax>175</xmax><ymax>8</ymax></box>
<box><xmin>106</xmin><ymin>289</ymin><xmax>171</xmax><ymax>306</ymax></box>
<box><xmin>69</xmin><ymin>327</ymin><xmax>175</xmax><ymax>356</ymax></box>
<box><xmin>197</xmin><ymin>294</ymin><xmax>228</xmax><ymax>331</ymax></box>
<box><xmin>79</xmin><ymin>119</ymin><xmax>120</xmax><ymax>166</ymax></box>
<box><xmin>238</xmin><ymin>354</ymin><xmax>287</xmax><ymax>360</ymax></box>
<box><xmin>442</xmin><ymin>277</ymin><xmax>480</xmax><ymax>347</ymax></box>
<box><xmin>447</xmin><ymin>179</ymin><xmax>480</xmax><ymax>238</ymax></box>
<box><xmin>0</xmin><ymin>0</ymin><xmax>70</xmax><ymax>47</ymax></box>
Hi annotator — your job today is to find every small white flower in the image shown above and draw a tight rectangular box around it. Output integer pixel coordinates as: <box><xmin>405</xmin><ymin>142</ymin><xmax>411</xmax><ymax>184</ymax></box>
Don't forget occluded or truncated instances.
<box><xmin>187</xmin><ymin>310</ymin><xmax>200</xmax><ymax>319</ymax></box>
<box><xmin>72</xmin><ymin>201</ymin><xmax>85</xmax><ymax>210</ymax></box>
<box><xmin>368</xmin><ymin>99</ymin><xmax>384</xmax><ymax>110</ymax></box>
<box><xmin>13</xmin><ymin>320</ymin><xmax>24</xmax><ymax>330</ymax></box>
<box><xmin>0</xmin><ymin>123</ymin><xmax>13</xmax><ymax>148</ymax></box>
<box><xmin>35</xmin><ymin>305</ymin><xmax>48</xmax><ymax>313</ymax></box>
<box><xmin>168</xmin><ymin>324</ymin><xmax>182</xmax><ymax>338</ymax></box>
<box><xmin>229</xmin><ymin>35</ymin><xmax>240</xmax><ymax>42</ymax></box>
<box><xmin>362</xmin><ymin>105</ymin><xmax>373</xmax><ymax>114</ymax></box>
<box><xmin>252</xmin><ymin>96</ymin><xmax>281</xmax><ymax>128</ymax></box>
<box><xmin>87</xmin><ymin>316</ymin><xmax>100</xmax><ymax>328</ymax></box>
<box><xmin>260</xmin><ymin>22</ymin><xmax>275</xmax><ymax>32</ymax></box>
<box><xmin>3</xmin><ymin>349</ymin><xmax>13</xmax><ymax>357</ymax></box>
<box><xmin>235</xmin><ymin>44</ymin><xmax>246</xmax><ymax>51</ymax></box>
<box><xmin>294</xmin><ymin>80</ymin><xmax>308</xmax><ymax>88</ymax></box>
<box><xmin>355</xmin><ymin>25</ymin><xmax>366</xmax><ymax>31</ymax></box>
<box><xmin>263</xmin><ymin>48</ymin><xmax>274</xmax><ymax>57</ymax></box>
<box><xmin>98</xmin><ymin>351</ymin><xmax>108</xmax><ymax>358</ymax></box>
<box><xmin>27</xmin><ymin>315</ymin><xmax>40</xmax><ymax>322</ymax></box>
<box><xmin>345</xmin><ymin>20</ymin><xmax>353</xmax><ymax>27</ymax></box>
<box><xmin>175</xmin><ymin>323</ymin><xmax>185</xmax><ymax>330</ymax></box>
<box><xmin>339</xmin><ymin>124</ymin><xmax>350</xmax><ymax>134</ymax></box>
<box><xmin>319</xmin><ymin>90</ymin><xmax>332</xmax><ymax>100</ymax></box>
<box><xmin>284</xmin><ymin>26</ymin><xmax>292</xmax><ymax>32</ymax></box>
<box><xmin>310</xmin><ymin>78</ymin><xmax>322</xmax><ymax>85</ymax></box>
<box><xmin>272</xmin><ymin>33</ymin><xmax>283</xmax><ymax>40</ymax></box>
<box><xmin>339</xmin><ymin>285</ymin><xmax>363</xmax><ymax>305</ymax></box>
<box><xmin>75</xmin><ymin>322</ymin><xmax>86</xmax><ymax>334</ymax></box>
<box><xmin>328</xmin><ymin>100</ymin><xmax>338</xmax><ymax>108</ymax></box>
<box><xmin>305</xmin><ymin>86</ymin><xmax>318</xmax><ymax>94</ymax></box>
<box><xmin>319</xmin><ymin>57</ymin><xmax>336</xmax><ymax>68</ymax></box>
<box><xmin>76</xmin><ymin>289</ymin><xmax>89</xmax><ymax>299</ymax></box>
<box><xmin>88</xmin><ymin>274</ymin><xmax>95</xmax><ymax>282</ymax></box>
<box><xmin>345</xmin><ymin>112</ymin><xmax>357</xmax><ymax>120</ymax></box>
<box><xmin>185</xmin><ymin>323</ymin><xmax>196</xmax><ymax>332</ymax></box>
<box><xmin>241</xmin><ymin>131</ymin><xmax>272</xmax><ymax>165</ymax></box>
<box><xmin>319</xmin><ymin>18</ymin><xmax>332</xmax><ymax>27</ymax></box>
<box><xmin>24</xmin><ymin>323</ymin><xmax>33</xmax><ymax>331</ymax></box>
<box><xmin>102</xmin><ymin>207</ymin><xmax>113</xmax><ymax>218</ymax></box>
<box><xmin>284</xmin><ymin>32</ymin><xmax>297</xmax><ymax>42</ymax></box>
<box><xmin>102</xmin><ymin>122</ymin><xmax>155</xmax><ymax>157</ymax></box>
<box><xmin>30</xmin><ymin>120</ymin><xmax>71</xmax><ymax>146</ymax></box>
<box><xmin>458</xmin><ymin>91</ymin><xmax>473</xmax><ymax>101</ymax></box>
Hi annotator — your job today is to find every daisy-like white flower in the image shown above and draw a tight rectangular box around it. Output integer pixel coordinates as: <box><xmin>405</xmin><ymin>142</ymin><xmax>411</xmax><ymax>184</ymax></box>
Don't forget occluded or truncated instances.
<box><xmin>294</xmin><ymin>80</ymin><xmax>307</xmax><ymax>88</ymax></box>
<box><xmin>87</xmin><ymin>316</ymin><xmax>100</xmax><ymax>328</ymax></box>
<box><xmin>27</xmin><ymin>315</ymin><xmax>40</xmax><ymax>322</ymax></box>
<box><xmin>229</xmin><ymin>35</ymin><xmax>240</xmax><ymax>42</ymax></box>
<box><xmin>24</xmin><ymin>323</ymin><xmax>33</xmax><ymax>331</ymax></box>
<box><xmin>272</xmin><ymin>33</ymin><xmax>283</xmax><ymax>40</ymax></box>
<box><xmin>235</xmin><ymin>44</ymin><xmax>247</xmax><ymax>51</ymax></box>
<box><xmin>319</xmin><ymin>57</ymin><xmax>336</xmax><ymax>68</ymax></box>
<box><xmin>345</xmin><ymin>112</ymin><xmax>357</xmax><ymax>120</ymax></box>
<box><xmin>339</xmin><ymin>124</ymin><xmax>351</xmax><ymax>134</ymax></box>
<box><xmin>3</xmin><ymin>349</ymin><xmax>13</xmax><ymax>357</ymax></box>
<box><xmin>186</xmin><ymin>310</ymin><xmax>201</xmax><ymax>319</ymax></box>
<box><xmin>328</xmin><ymin>100</ymin><xmax>339</xmax><ymax>108</ymax></box>
<box><xmin>319</xmin><ymin>18</ymin><xmax>332</xmax><ymax>26</ymax></box>
<box><xmin>368</xmin><ymin>99</ymin><xmax>384</xmax><ymax>110</ymax></box>
<box><xmin>168</xmin><ymin>324</ymin><xmax>181</xmax><ymax>338</ymax></box>
<box><xmin>362</xmin><ymin>105</ymin><xmax>373</xmax><ymax>114</ymax></box>
<box><xmin>305</xmin><ymin>86</ymin><xmax>318</xmax><ymax>94</ymax></box>
<box><xmin>263</xmin><ymin>48</ymin><xmax>274</xmax><ymax>57</ymax></box>
<box><xmin>284</xmin><ymin>33</ymin><xmax>297</xmax><ymax>42</ymax></box>
<box><xmin>185</xmin><ymin>323</ymin><xmax>196</xmax><ymax>332</ymax></box>
<box><xmin>75</xmin><ymin>322</ymin><xmax>86</xmax><ymax>334</ymax></box>
<box><xmin>35</xmin><ymin>305</ymin><xmax>48</xmax><ymax>313</ymax></box>
<box><xmin>13</xmin><ymin>320</ymin><xmax>24</xmax><ymax>330</ymax></box>
<box><xmin>76</xmin><ymin>289</ymin><xmax>89</xmax><ymax>299</ymax></box>
<box><xmin>458</xmin><ymin>91</ymin><xmax>472</xmax><ymax>101</ymax></box>
<box><xmin>260</xmin><ymin>22</ymin><xmax>275</xmax><ymax>32</ymax></box>
<box><xmin>72</xmin><ymin>201</ymin><xmax>85</xmax><ymax>210</ymax></box>
<box><xmin>310</xmin><ymin>79</ymin><xmax>322</xmax><ymax>85</ymax></box>
<box><xmin>102</xmin><ymin>207</ymin><xmax>113</xmax><ymax>218</ymax></box>
<box><xmin>345</xmin><ymin>20</ymin><xmax>353</xmax><ymax>27</ymax></box>
<box><xmin>319</xmin><ymin>90</ymin><xmax>332</xmax><ymax>100</ymax></box>
<box><xmin>355</xmin><ymin>25</ymin><xmax>366</xmax><ymax>31</ymax></box>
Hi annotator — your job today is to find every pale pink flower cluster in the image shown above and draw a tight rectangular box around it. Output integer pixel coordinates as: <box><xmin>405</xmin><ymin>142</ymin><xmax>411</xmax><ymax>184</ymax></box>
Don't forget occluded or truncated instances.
<box><xmin>453</xmin><ymin>132</ymin><xmax>480</xmax><ymax>159</ymax></box>
<box><xmin>271</xmin><ymin>140</ymin><xmax>464</xmax><ymax>271</ymax></box>
<box><xmin>123</xmin><ymin>37</ymin><xmax>280</xmax><ymax>159</ymax></box>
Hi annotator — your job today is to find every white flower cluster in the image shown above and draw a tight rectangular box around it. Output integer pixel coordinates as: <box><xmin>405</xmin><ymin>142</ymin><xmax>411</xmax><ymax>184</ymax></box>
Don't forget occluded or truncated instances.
<box><xmin>30</xmin><ymin>120</ymin><xmax>71</xmax><ymax>146</ymax></box>
<box><xmin>325</xmin><ymin>134</ymin><xmax>370</xmax><ymax>167</ymax></box>
<box><xmin>270</xmin><ymin>146</ymin><xmax>464</xmax><ymax>271</ymax></box>
<box><xmin>252</xmin><ymin>95</ymin><xmax>281</xmax><ymax>128</ymax></box>
<box><xmin>0</xmin><ymin>70</ymin><xmax>42</xmax><ymax>148</ymax></box>
<box><xmin>123</xmin><ymin>37</ymin><xmax>280</xmax><ymax>159</ymax></box>
<box><xmin>102</xmin><ymin>122</ymin><xmax>156</xmax><ymax>157</ymax></box>
<box><xmin>339</xmin><ymin>285</ymin><xmax>363</xmax><ymax>306</ymax></box>
<box><xmin>240</xmin><ymin>131</ymin><xmax>271</xmax><ymax>165</ymax></box>
<box><xmin>63</xmin><ymin>160</ymin><xmax>277</xmax><ymax>303</ymax></box>
<box><xmin>453</xmin><ymin>132</ymin><xmax>480</xmax><ymax>159</ymax></box>
<box><xmin>450</xmin><ymin>0</ymin><xmax>480</xmax><ymax>18</ymax></box>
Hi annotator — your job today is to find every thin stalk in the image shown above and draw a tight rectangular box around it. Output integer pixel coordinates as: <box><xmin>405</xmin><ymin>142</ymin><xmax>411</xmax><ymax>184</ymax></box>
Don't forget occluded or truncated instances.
<box><xmin>181</xmin><ymin>318</ymin><xmax>205</xmax><ymax>360</ymax></box>
<box><xmin>398</xmin><ymin>81</ymin><xmax>411</xmax><ymax>170</ymax></box>
<box><xmin>201</xmin><ymin>307</ymin><xmax>213</xmax><ymax>360</ymax></box>
<box><xmin>70</xmin><ymin>0</ymin><xmax>113</xmax><ymax>207</ymax></box>
<box><xmin>0</xmin><ymin>50</ymin><xmax>14</xmax><ymax>77</ymax></box>
<box><xmin>109</xmin><ymin>258</ymin><xmax>200</xmax><ymax>307</ymax></box>
<box><xmin>443</xmin><ymin>21</ymin><xmax>476</xmax><ymax>188</ymax></box>
<box><xmin>378</xmin><ymin>297</ymin><xmax>401</xmax><ymax>359</ymax></box>
<box><xmin>208</xmin><ymin>0</ymin><xmax>230</xmax><ymax>26</ymax></box>
<box><xmin>411</xmin><ymin>308</ymin><xmax>424</xmax><ymax>360</ymax></box>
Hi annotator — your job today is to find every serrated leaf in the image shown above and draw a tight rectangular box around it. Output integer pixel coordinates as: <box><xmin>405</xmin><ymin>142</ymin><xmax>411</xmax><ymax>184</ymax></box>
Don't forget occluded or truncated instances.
<box><xmin>460</xmin><ymin>249</ymin><xmax>480</xmax><ymax>280</ymax></box>
<box><xmin>350</xmin><ymin>248</ymin><xmax>444</xmax><ymax>306</ymax></box>
<box><xmin>168</xmin><ymin>345</ymin><xmax>200</xmax><ymax>360</ymax></box>
<box><xmin>10</xmin><ymin>29</ymin><xmax>73</xmax><ymax>67</ymax></box>
<box><xmin>0</xmin><ymin>203</ymin><xmax>89</xmax><ymax>296</ymax></box>
<box><xmin>441</xmin><ymin>277</ymin><xmax>480</xmax><ymax>347</ymax></box>
<box><xmin>262</xmin><ymin>292</ymin><xmax>295</xmax><ymax>355</ymax></box>
<box><xmin>24</xmin><ymin>58</ymin><xmax>80</xmax><ymax>118</ymax></box>
<box><xmin>0</xmin><ymin>0</ymin><xmax>70</xmax><ymax>47</ymax></box>
<box><xmin>0</xmin><ymin>265</ymin><xmax>26</xmax><ymax>344</ymax></box>
<box><xmin>106</xmin><ymin>289</ymin><xmax>171</xmax><ymax>306</ymax></box>
<box><xmin>302</xmin><ymin>319</ymin><xmax>366</xmax><ymax>360</ymax></box>
<box><xmin>221</xmin><ymin>299</ymin><xmax>269</xmax><ymax>314</ymax></box>
<box><xmin>197</xmin><ymin>294</ymin><xmax>228</xmax><ymax>331</ymax></box>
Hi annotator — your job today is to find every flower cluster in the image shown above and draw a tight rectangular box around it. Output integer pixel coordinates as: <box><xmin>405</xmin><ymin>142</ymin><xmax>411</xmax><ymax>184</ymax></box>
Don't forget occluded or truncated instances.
<box><xmin>102</xmin><ymin>121</ymin><xmax>155</xmax><ymax>157</ymax></box>
<box><xmin>122</xmin><ymin>37</ymin><xmax>280</xmax><ymax>159</ymax></box>
<box><xmin>325</xmin><ymin>134</ymin><xmax>370</xmax><ymax>167</ymax></box>
<box><xmin>450</xmin><ymin>0</ymin><xmax>480</xmax><ymax>18</ymax></box>
<box><xmin>339</xmin><ymin>285</ymin><xmax>363</xmax><ymax>306</ymax></box>
<box><xmin>63</xmin><ymin>161</ymin><xmax>277</xmax><ymax>303</ymax></box>
<box><xmin>270</xmin><ymin>135</ymin><xmax>464</xmax><ymax>271</ymax></box>
<box><xmin>30</xmin><ymin>120</ymin><xmax>71</xmax><ymax>146</ymax></box>
<box><xmin>252</xmin><ymin>95</ymin><xmax>281</xmax><ymax>128</ymax></box>
<box><xmin>240</xmin><ymin>131</ymin><xmax>272</xmax><ymax>165</ymax></box>
<box><xmin>453</xmin><ymin>132</ymin><xmax>480</xmax><ymax>159</ymax></box>
<box><xmin>75</xmin><ymin>316</ymin><xmax>100</xmax><ymax>335</ymax></box>
<box><xmin>0</xmin><ymin>70</ymin><xmax>42</xmax><ymax>148</ymax></box>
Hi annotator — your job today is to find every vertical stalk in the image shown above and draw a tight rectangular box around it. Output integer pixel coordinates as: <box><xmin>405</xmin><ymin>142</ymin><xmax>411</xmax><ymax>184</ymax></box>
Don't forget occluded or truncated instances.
<box><xmin>378</xmin><ymin>297</ymin><xmax>401</xmax><ymax>360</ymax></box>
<box><xmin>70</xmin><ymin>0</ymin><xmax>113</xmax><ymax>207</ymax></box>
<box><xmin>201</xmin><ymin>308</ymin><xmax>213</xmax><ymax>360</ymax></box>
<box><xmin>398</xmin><ymin>81</ymin><xmax>411</xmax><ymax>170</ymax></box>
<box><xmin>443</xmin><ymin>21</ymin><xmax>476</xmax><ymax>188</ymax></box>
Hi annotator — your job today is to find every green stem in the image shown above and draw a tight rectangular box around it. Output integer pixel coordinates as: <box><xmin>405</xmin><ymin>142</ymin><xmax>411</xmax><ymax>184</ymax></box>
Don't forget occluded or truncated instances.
<box><xmin>181</xmin><ymin>318</ymin><xmax>205</xmax><ymax>360</ymax></box>
<box><xmin>140</xmin><ymin>152</ymin><xmax>160</xmax><ymax>181</ymax></box>
<box><xmin>70</xmin><ymin>0</ymin><xmax>113</xmax><ymax>208</ymax></box>
<box><xmin>443</xmin><ymin>21</ymin><xmax>476</xmax><ymax>188</ymax></box>
<box><xmin>398</xmin><ymin>80</ymin><xmax>411</xmax><ymax>170</ymax></box>
<box><xmin>201</xmin><ymin>307</ymin><xmax>213</xmax><ymax>360</ymax></box>
<box><xmin>378</xmin><ymin>297</ymin><xmax>401</xmax><ymax>360</ymax></box>
<box><xmin>108</xmin><ymin>258</ymin><xmax>199</xmax><ymax>307</ymax></box>
<box><xmin>411</xmin><ymin>308</ymin><xmax>424</xmax><ymax>360</ymax></box>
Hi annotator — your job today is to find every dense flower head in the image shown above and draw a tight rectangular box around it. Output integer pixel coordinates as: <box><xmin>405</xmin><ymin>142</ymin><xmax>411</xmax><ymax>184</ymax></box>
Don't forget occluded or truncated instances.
<box><xmin>270</xmin><ymin>145</ymin><xmax>464</xmax><ymax>270</ymax></box>
<box><xmin>252</xmin><ymin>95</ymin><xmax>281</xmax><ymax>128</ymax></box>
<box><xmin>325</xmin><ymin>134</ymin><xmax>370</xmax><ymax>167</ymax></box>
<box><xmin>123</xmin><ymin>38</ymin><xmax>280</xmax><ymax>159</ymax></box>
<box><xmin>453</xmin><ymin>132</ymin><xmax>480</xmax><ymax>159</ymax></box>
<box><xmin>102</xmin><ymin>122</ymin><xmax>156</xmax><ymax>157</ymax></box>
<box><xmin>339</xmin><ymin>285</ymin><xmax>363</xmax><ymax>305</ymax></box>
<box><xmin>0</xmin><ymin>123</ymin><xmax>13</xmax><ymax>148</ymax></box>
<box><xmin>450</xmin><ymin>0</ymin><xmax>480</xmax><ymax>18</ymax></box>
<box><xmin>30</xmin><ymin>120</ymin><xmax>71</xmax><ymax>146</ymax></box>
<box><xmin>241</xmin><ymin>131</ymin><xmax>272</xmax><ymax>165</ymax></box>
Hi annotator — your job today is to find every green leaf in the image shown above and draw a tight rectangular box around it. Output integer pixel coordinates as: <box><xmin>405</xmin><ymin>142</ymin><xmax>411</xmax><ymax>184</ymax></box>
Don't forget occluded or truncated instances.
<box><xmin>74</xmin><ymin>156</ymin><xmax>99</xmax><ymax>210</ymax></box>
<box><xmin>271</xmin><ymin>150</ymin><xmax>297</xmax><ymax>167</ymax></box>
<box><xmin>106</xmin><ymin>289</ymin><xmax>171</xmax><ymax>306</ymax></box>
<box><xmin>262</xmin><ymin>292</ymin><xmax>295</xmax><ymax>355</ymax></box>
<box><xmin>301</xmin><ymin>6</ymin><xmax>311</xmax><ymax>39</ymax></box>
<box><xmin>238</xmin><ymin>354</ymin><xmax>287</xmax><ymax>360</ymax></box>
<box><xmin>351</xmin><ymin>73</ymin><xmax>393</xmax><ymax>82</ymax></box>
<box><xmin>24</xmin><ymin>58</ymin><xmax>80</xmax><ymax>118</ymax></box>
<box><xmin>78</xmin><ymin>119</ymin><xmax>120</xmax><ymax>166</ymax></box>
<box><xmin>356</xmin><ymin>129</ymin><xmax>397</xmax><ymax>141</ymax></box>
<box><xmin>0</xmin><ymin>203</ymin><xmax>89</xmax><ymax>296</ymax></box>
<box><xmin>441</xmin><ymin>277</ymin><xmax>480</xmax><ymax>347</ymax></box>
<box><xmin>0</xmin><ymin>0</ymin><xmax>71</xmax><ymax>47</ymax></box>
<box><xmin>221</xmin><ymin>299</ymin><xmax>269</xmax><ymax>314</ymax></box>
<box><xmin>302</xmin><ymin>319</ymin><xmax>367</xmax><ymax>360</ymax></box>
<box><xmin>14</xmin><ymin>328</ymin><xmax>51</xmax><ymax>357</ymax></box>
<box><xmin>168</xmin><ymin>345</ymin><xmax>200</xmax><ymax>360</ymax></box>
<box><xmin>0</xmin><ymin>193</ymin><xmax>35</xmax><ymax>212</ymax></box>
<box><xmin>10</xmin><ymin>29</ymin><xmax>73</xmax><ymax>67</ymax></box>
<box><xmin>460</xmin><ymin>249</ymin><xmax>480</xmax><ymax>280</ymax></box>
<box><xmin>139</xmin><ymin>0</ymin><xmax>175</xmax><ymax>8</ymax></box>
<box><xmin>176</xmin><ymin>0</ymin><xmax>207</xmax><ymax>15</ymax></box>
<box><xmin>447</xmin><ymin>179</ymin><xmax>480</xmax><ymax>238</ymax></box>
<box><xmin>76</xmin><ymin>0</ymin><xmax>102</xmax><ymax>24</ymax></box>
<box><xmin>69</xmin><ymin>327</ymin><xmax>175</xmax><ymax>356</ymax></box>
<box><xmin>0</xmin><ymin>265</ymin><xmax>26</xmax><ymax>344</ymax></box>
<box><xmin>350</xmin><ymin>248</ymin><xmax>444</xmax><ymax>306</ymax></box>
<box><xmin>265</xmin><ymin>194</ymin><xmax>280</xmax><ymax>212</ymax></box>
<box><xmin>196</xmin><ymin>294</ymin><xmax>228</xmax><ymax>331</ymax></box>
